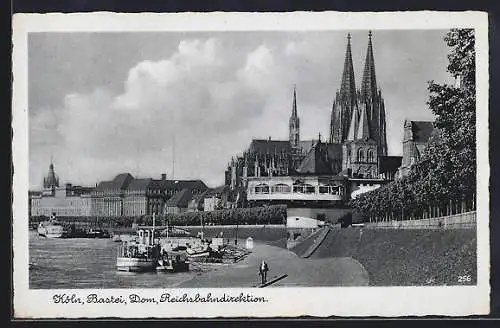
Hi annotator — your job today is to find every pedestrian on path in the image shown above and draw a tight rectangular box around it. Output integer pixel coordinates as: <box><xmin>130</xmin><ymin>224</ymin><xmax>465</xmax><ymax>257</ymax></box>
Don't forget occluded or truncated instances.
<box><xmin>259</xmin><ymin>260</ymin><xmax>269</xmax><ymax>285</ymax></box>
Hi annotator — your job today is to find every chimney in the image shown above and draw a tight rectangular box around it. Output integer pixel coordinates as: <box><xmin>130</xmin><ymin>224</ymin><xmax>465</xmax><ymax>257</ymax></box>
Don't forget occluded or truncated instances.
<box><xmin>65</xmin><ymin>183</ymin><xmax>72</xmax><ymax>196</ymax></box>
<box><xmin>161</xmin><ymin>173</ymin><xmax>167</xmax><ymax>180</ymax></box>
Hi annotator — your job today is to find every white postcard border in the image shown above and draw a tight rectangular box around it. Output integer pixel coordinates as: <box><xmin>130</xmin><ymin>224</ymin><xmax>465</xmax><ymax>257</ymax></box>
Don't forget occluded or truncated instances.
<box><xmin>12</xmin><ymin>11</ymin><xmax>490</xmax><ymax>318</ymax></box>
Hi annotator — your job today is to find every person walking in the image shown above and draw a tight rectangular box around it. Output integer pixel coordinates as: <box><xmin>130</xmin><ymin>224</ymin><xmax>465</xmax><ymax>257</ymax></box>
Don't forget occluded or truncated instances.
<box><xmin>259</xmin><ymin>260</ymin><xmax>269</xmax><ymax>285</ymax></box>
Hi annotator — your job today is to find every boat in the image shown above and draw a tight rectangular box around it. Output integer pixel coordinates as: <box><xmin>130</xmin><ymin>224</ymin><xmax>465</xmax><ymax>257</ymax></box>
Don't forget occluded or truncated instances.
<box><xmin>116</xmin><ymin>214</ymin><xmax>189</xmax><ymax>273</ymax></box>
<box><xmin>112</xmin><ymin>234</ymin><xmax>122</xmax><ymax>242</ymax></box>
<box><xmin>86</xmin><ymin>228</ymin><xmax>111</xmax><ymax>238</ymax></box>
<box><xmin>186</xmin><ymin>240</ymin><xmax>225</xmax><ymax>261</ymax></box>
<box><xmin>156</xmin><ymin>252</ymin><xmax>190</xmax><ymax>272</ymax></box>
<box><xmin>37</xmin><ymin>215</ymin><xmax>66</xmax><ymax>238</ymax></box>
<box><xmin>159</xmin><ymin>227</ymin><xmax>192</xmax><ymax>238</ymax></box>
<box><xmin>116</xmin><ymin>228</ymin><xmax>162</xmax><ymax>272</ymax></box>
<box><xmin>186</xmin><ymin>242</ymin><xmax>210</xmax><ymax>257</ymax></box>
<box><xmin>61</xmin><ymin>225</ymin><xmax>111</xmax><ymax>239</ymax></box>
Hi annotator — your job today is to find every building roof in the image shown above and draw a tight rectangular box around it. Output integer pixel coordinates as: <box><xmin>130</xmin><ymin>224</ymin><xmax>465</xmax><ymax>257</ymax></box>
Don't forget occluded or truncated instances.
<box><xmin>204</xmin><ymin>185</ymin><xmax>228</xmax><ymax>197</ymax></box>
<box><xmin>379</xmin><ymin>156</ymin><xmax>403</xmax><ymax>174</ymax></box>
<box><xmin>127</xmin><ymin>178</ymin><xmax>157</xmax><ymax>191</ymax></box>
<box><xmin>113</xmin><ymin>173</ymin><xmax>134</xmax><ymax>186</ymax></box>
<box><xmin>29</xmin><ymin>190</ymin><xmax>42</xmax><ymax>197</ymax></box>
<box><xmin>299</xmin><ymin>140</ymin><xmax>316</xmax><ymax>154</ymax></box>
<box><xmin>155</xmin><ymin>179</ymin><xmax>208</xmax><ymax>192</ymax></box>
<box><xmin>165</xmin><ymin>188</ymin><xmax>193</xmax><ymax>208</ymax></box>
<box><xmin>71</xmin><ymin>185</ymin><xmax>94</xmax><ymax>196</ymax></box>
<box><xmin>296</xmin><ymin>142</ymin><xmax>333</xmax><ymax>175</ymax></box>
<box><xmin>325</xmin><ymin>143</ymin><xmax>343</xmax><ymax>161</ymax></box>
<box><xmin>410</xmin><ymin>121</ymin><xmax>435</xmax><ymax>143</ymax></box>
<box><xmin>248</xmin><ymin>139</ymin><xmax>291</xmax><ymax>155</ymax></box>
<box><xmin>189</xmin><ymin>190</ymin><xmax>209</xmax><ymax>210</ymax></box>
<box><xmin>95</xmin><ymin>181</ymin><xmax>114</xmax><ymax>191</ymax></box>
<box><xmin>96</xmin><ymin>173</ymin><xmax>134</xmax><ymax>191</ymax></box>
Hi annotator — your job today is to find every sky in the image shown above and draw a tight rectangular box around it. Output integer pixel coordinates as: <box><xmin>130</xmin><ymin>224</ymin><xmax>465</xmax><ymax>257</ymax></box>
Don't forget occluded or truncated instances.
<box><xmin>28</xmin><ymin>30</ymin><xmax>454</xmax><ymax>189</ymax></box>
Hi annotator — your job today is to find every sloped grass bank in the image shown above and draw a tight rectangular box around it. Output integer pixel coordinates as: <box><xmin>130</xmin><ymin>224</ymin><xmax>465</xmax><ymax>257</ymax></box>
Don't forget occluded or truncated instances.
<box><xmin>309</xmin><ymin>228</ymin><xmax>476</xmax><ymax>286</ymax></box>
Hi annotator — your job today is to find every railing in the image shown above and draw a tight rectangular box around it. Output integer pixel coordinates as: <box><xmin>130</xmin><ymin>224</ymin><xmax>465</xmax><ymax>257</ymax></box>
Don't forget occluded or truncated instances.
<box><xmin>363</xmin><ymin>211</ymin><xmax>476</xmax><ymax>229</ymax></box>
<box><xmin>247</xmin><ymin>191</ymin><xmax>343</xmax><ymax>201</ymax></box>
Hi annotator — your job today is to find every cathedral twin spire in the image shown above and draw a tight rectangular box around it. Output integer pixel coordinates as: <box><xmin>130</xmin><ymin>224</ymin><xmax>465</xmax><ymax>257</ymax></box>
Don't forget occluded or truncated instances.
<box><xmin>330</xmin><ymin>31</ymin><xmax>387</xmax><ymax>155</ymax></box>
<box><xmin>361</xmin><ymin>31</ymin><xmax>378</xmax><ymax>103</ymax></box>
<box><xmin>339</xmin><ymin>34</ymin><xmax>357</xmax><ymax>110</ymax></box>
<box><xmin>289</xmin><ymin>31</ymin><xmax>386</xmax><ymax>156</ymax></box>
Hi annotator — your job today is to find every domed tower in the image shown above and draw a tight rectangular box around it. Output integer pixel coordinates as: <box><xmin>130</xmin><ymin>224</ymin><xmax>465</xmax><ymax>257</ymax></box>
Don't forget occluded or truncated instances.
<box><xmin>43</xmin><ymin>161</ymin><xmax>60</xmax><ymax>190</ymax></box>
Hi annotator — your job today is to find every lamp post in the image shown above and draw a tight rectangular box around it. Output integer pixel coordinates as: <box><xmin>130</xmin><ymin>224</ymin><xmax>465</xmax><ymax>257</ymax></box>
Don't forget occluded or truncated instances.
<box><xmin>200</xmin><ymin>211</ymin><xmax>204</xmax><ymax>240</ymax></box>
<box><xmin>152</xmin><ymin>212</ymin><xmax>155</xmax><ymax>245</ymax></box>
<box><xmin>235</xmin><ymin>218</ymin><xmax>238</xmax><ymax>246</ymax></box>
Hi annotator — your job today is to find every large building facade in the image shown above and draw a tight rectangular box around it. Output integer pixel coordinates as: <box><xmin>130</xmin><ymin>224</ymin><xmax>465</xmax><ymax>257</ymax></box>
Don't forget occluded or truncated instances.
<box><xmin>224</xmin><ymin>32</ymin><xmax>401</xmax><ymax>206</ymax></box>
<box><xmin>31</xmin><ymin>163</ymin><xmax>93</xmax><ymax>217</ymax></box>
<box><xmin>397</xmin><ymin>120</ymin><xmax>437</xmax><ymax>178</ymax></box>
<box><xmin>30</xmin><ymin>165</ymin><xmax>209</xmax><ymax>218</ymax></box>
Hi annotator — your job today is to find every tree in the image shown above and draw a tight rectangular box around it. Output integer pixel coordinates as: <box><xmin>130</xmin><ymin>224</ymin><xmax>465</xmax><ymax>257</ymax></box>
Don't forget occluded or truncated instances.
<box><xmin>351</xmin><ymin>29</ymin><xmax>476</xmax><ymax>220</ymax></box>
<box><xmin>425</xmin><ymin>29</ymin><xmax>476</xmax><ymax>202</ymax></box>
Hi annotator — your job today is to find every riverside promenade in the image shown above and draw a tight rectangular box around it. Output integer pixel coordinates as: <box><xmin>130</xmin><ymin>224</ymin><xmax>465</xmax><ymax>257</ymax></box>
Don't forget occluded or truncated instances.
<box><xmin>177</xmin><ymin>239</ymin><xmax>369</xmax><ymax>287</ymax></box>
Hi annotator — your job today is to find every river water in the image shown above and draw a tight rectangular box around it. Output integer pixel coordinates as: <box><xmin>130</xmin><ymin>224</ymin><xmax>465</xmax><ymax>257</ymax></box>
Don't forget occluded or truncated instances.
<box><xmin>29</xmin><ymin>231</ymin><xmax>197</xmax><ymax>289</ymax></box>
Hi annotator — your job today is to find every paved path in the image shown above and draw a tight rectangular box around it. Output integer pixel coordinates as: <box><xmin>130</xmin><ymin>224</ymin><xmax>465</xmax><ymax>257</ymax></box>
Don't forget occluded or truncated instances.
<box><xmin>177</xmin><ymin>241</ymin><xmax>369</xmax><ymax>287</ymax></box>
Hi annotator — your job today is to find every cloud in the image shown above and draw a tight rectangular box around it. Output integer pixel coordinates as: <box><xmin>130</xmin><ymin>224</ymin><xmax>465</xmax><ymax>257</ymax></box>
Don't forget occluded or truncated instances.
<box><xmin>29</xmin><ymin>31</ymin><xmax>451</xmax><ymax>190</ymax></box>
<box><xmin>29</xmin><ymin>38</ymin><xmax>288</xmax><ymax>188</ymax></box>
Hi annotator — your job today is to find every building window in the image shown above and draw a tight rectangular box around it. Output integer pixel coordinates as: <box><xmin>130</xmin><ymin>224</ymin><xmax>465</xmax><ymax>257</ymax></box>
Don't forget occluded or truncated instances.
<box><xmin>318</xmin><ymin>185</ymin><xmax>341</xmax><ymax>195</ymax></box>
<box><xmin>319</xmin><ymin>186</ymin><xmax>329</xmax><ymax>194</ymax></box>
<box><xmin>292</xmin><ymin>183</ymin><xmax>315</xmax><ymax>194</ymax></box>
<box><xmin>255</xmin><ymin>183</ymin><xmax>270</xmax><ymax>194</ymax></box>
<box><xmin>357</xmin><ymin>148</ymin><xmax>365</xmax><ymax>162</ymax></box>
<box><xmin>367</xmin><ymin>149</ymin><xmax>374</xmax><ymax>163</ymax></box>
<box><xmin>271</xmin><ymin>184</ymin><xmax>291</xmax><ymax>193</ymax></box>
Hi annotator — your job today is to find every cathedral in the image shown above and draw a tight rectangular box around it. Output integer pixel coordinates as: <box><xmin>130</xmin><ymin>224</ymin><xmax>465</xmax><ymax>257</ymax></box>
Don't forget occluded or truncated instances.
<box><xmin>225</xmin><ymin>32</ymin><xmax>401</xmax><ymax>206</ymax></box>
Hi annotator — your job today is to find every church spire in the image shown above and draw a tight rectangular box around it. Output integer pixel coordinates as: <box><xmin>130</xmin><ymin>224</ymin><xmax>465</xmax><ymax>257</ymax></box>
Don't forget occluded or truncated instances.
<box><xmin>361</xmin><ymin>31</ymin><xmax>378</xmax><ymax>102</ymax></box>
<box><xmin>289</xmin><ymin>85</ymin><xmax>300</xmax><ymax>148</ymax></box>
<box><xmin>356</xmin><ymin>105</ymin><xmax>370</xmax><ymax>140</ymax></box>
<box><xmin>330</xmin><ymin>34</ymin><xmax>358</xmax><ymax>144</ymax></box>
<box><xmin>339</xmin><ymin>33</ymin><xmax>357</xmax><ymax>107</ymax></box>
<box><xmin>346</xmin><ymin>107</ymin><xmax>358</xmax><ymax>141</ymax></box>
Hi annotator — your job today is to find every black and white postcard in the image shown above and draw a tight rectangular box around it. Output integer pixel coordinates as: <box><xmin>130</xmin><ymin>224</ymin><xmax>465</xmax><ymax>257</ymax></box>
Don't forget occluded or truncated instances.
<box><xmin>12</xmin><ymin>11</ymin><xmax>490</xmax><ymax>318</ymax></box>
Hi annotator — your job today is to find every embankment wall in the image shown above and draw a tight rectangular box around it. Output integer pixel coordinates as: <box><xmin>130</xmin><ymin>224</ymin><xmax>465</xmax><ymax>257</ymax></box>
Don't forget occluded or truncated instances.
<box><xmin>186</xmin><ymin>225</ymin><xmax>287</xmax><ymax>243</ymax></box>
<box><xmin>287</xmin><ymin>207</ymin><xmax>351</xmax><ymax>223</ymax></box>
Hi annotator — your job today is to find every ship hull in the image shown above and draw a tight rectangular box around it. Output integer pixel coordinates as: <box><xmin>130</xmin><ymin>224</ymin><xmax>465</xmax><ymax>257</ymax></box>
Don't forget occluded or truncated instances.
<box><xmin>37</xmin><ymin>225</ymin><xmax>65</xmax><ymax>238</ymax></box>
<box><xmin>116</xmin><ymin>257</ymin><xmax>157</xmax><ymax>272</ymax></box>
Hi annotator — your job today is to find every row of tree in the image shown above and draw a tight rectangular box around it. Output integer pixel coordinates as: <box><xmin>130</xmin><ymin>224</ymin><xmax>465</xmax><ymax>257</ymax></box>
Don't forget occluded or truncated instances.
<box><xmin>156</xmin><ymin>205</ymin><xmax>287</xmax><ymax>226</ymax></box>
<box><xmin>30</xmin><ymin>205</ymin><xmax>288</xmax><ymax>228</ymax></box>
<box><xmin>351</xmin><ymin>29</ymin><xmax>476</xmax><ymax>222</ymax></box>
